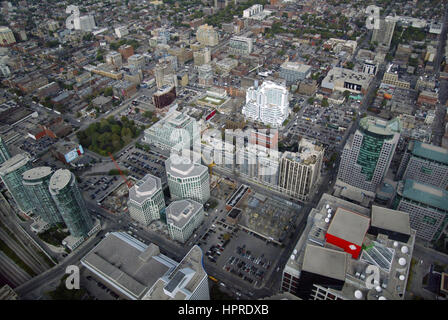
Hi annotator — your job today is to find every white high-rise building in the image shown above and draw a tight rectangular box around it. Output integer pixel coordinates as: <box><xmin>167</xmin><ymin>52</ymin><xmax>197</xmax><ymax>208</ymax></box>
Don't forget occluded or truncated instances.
<box><xmin>196</xmin><ymin>24</ymin><xmax>219</xmax><ymax>47</ymax></box>
<box><xmin>74</xmin><ymin>15</ymin><xmax>96</xmax><ymax>32</ymax></box>
<box><xmin>128</xmin><ymin>174</ymin><xmax>166</xmax><ymax>225</ymax></box>
<box><xmin>165</xmin><ymin>155</ymin><xmax>210</xmax><ymax>204</ymax></box>
<box><xmin>279</xmin><ymin>139</ymin><xmax>324</xmax><ymax>201</ymax></box>
<box><xmin>105</xmin><ymin>51</ymin><xmax>123</xmax><ymax>68</ymax></box>
<box><xmin>115</xmin><ymin>26</ymin><xmax>129</xmax><ymax>38</ymax></box>
<box><xmin>242</xmin><ymin>80</ymin><xmax>290</xmax><ymax>127</ymax></box>
<box><xmin>243</xmin><ymin>4</ymin><xmax>263</xmax><ymax>18</ymax></box>
<box><xmin>166</xmin><ymin>199</ymin><xmax>204</xmax><ymax>244</ymax></box>
<box><xmin>372</xmin><ymin>16</ymin><xmax>396</xmax><ymax>47</ymax></box>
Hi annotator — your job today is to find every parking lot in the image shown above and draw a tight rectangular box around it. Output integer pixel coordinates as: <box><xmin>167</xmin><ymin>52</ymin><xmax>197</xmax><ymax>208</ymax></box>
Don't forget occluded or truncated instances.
<box><xmin>118</xmin><ymin>146</ymin><xmax>168</xmax><ymax>184</ymax></box>
<box><xmin>285</xmin><ymin>103</ymin><xmax>355</xmax><ymax>154</ymax></box>
<box><xmin>198</xmin><ymin>217</ymin><xmax>282</xmax><ymax>289</ymax></box>
<box><xmin>20</xmin><ymin>136</ymin><xmax>57</xmax><ymax>158</ymax></box>
<box><xmin>80</xmin><ymin>175</ymin><xmax>122</xmax><ymax>203</ymax></box>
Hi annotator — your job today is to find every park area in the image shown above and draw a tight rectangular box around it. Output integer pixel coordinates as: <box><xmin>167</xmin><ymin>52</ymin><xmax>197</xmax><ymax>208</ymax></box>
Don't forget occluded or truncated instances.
<box><xmin>76</xmin><ymin>116</ymin><xmax>143</xmax><ymax>156</ymax></box>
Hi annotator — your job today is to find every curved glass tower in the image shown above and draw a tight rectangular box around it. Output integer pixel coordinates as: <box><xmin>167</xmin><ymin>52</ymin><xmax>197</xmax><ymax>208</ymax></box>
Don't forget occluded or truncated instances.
<box><xmin>22</xmin><ymin>167</ymin><xmax>63</xmax><ymax>224</ymax></box>
<box><xmin>0</xmin><ymin>153</ymin><xmax>34</xmax><ymax>213</ymax></box>
<box><xmin>49</xmin><ymin>169</ymin><xmax>93</xmax><ymax>238</ymax></box>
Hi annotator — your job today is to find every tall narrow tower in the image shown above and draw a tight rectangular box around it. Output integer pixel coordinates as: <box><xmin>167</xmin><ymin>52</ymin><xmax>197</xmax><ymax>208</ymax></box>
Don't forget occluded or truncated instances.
<box><xmin>49</xmin><ymin>169</ymin><xmax>93</xmax><ymax>238</ymax></box>
<box><xmin>0</xmin><ymin>153</ymin><xmax>34</xmax><ymax>213</ymax></box>
<box><xmin>22</xmin><ymin>167</ymin><xmax>63</xmax><ymax>224</ymax></box>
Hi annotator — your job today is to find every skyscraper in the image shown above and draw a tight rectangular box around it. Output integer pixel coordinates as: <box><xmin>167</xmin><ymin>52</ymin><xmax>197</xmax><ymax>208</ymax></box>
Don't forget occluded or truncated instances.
<box><xmin>394</xmin><ymin>179</ymin><xmax>448</xmax><ymax>242</ymax></box>
<box><xmin>337</xmin><ymin>116</ymin><xmax>401</xmax><ymax>193</ymax></box>
<box><xmin>22</xmin><ymin>167</ymin><xmax>63</xmax><ymax>225</ymax></box>
<box><xmin>49</xmin><ymin>169</ymin><xmax>93</xmax><ymax>238</ymax></box>
<box><xmin>372</xmin><ymin>16</ymin><xmax>396</xmax><ymax>47</ymax></box>
<box><xmin>166</xmin><ymin>199</ymin><xmax>204</xmax><ymax>244</ymax></box>
<box><xmin>165</xmin><ymin>155</ymin><xmax>210</xmax><ymax>204</ymax></box>
<box><xmin>0</xmin><ymin>135</ymin><xmax>11</xmax><ymax>165</ymax></box>
<box><xmin>0</xmin><ymin>153</ymin><xmax>34</xmax><ymax>214</ymax></box>
<box><xmin>278</xmin><ymin>139</ymin><xmax>324</xmax><ymax>201</ymax></box>
<box><xmin>396</xmin><ymin>140</ymin><xmax>448</xmax><ymax>190</ymax></box>
<box><xmin>128</xmin><ymin>174</ymin><xmax>166</xmax><ymax>225</ymax></box>
<box><xmin>196</xmin><ymin>24</ymin><xmax>219</xmax><ymax>47</ymax></box>
<box><xmin>242</xmin><ymin>80</ymin><xmax>290</xmax><ymax>127</ymax></box>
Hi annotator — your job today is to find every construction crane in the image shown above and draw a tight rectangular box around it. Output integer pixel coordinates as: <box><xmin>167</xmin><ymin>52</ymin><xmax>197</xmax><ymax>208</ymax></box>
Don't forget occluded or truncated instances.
<box><xmin>109</xmin><ymin>153</ymin><xmax>133</xmax><ymax>189</ymax></box>
<box><xmin>208</xmin><ymin>162</ymin><xmax>216</xmax><ymax>176</ymax></box>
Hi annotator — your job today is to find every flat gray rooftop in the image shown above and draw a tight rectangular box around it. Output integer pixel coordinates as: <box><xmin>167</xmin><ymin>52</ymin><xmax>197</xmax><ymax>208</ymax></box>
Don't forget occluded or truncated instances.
<box><xmin>302</xmin><ymin>244</ymin><xmax>347</xmax><ymax>281</ymax></box>
<box><xmin>327</xmin><ymin>207</ymin><xmax>370</xmax><ymax>246</ymax></box>
<box><xmin>128</xmin><ymin>174</ymin><xmax>161</xmax><ymax>204</ymax></box>
<box><xmin>165</xmin><ymin>155</ymin><xmax>207</xmax><ymax>179</ymax></box>
<box><xmin>81</xmin><ymin>232</ymin><xmax>174</xmax><ymax>299</ymax></box>
<box><xmin>166</xmin><ymin>199</ymin><xmax>203</xmax><ymax>228</ymax></box>
<box><xmin>370</xmin><ymin>206</ymin><xmax>411</xmax><ymax>235</ymax></box>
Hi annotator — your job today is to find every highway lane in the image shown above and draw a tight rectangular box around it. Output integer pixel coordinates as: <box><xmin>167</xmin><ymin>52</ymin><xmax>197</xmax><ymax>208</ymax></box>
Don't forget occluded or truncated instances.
<box><xmin>15</xmin><ymin>229</ymin><xmax>106</xmax><ymax>299</ymax></box>
<box><xmin>0</xmin><ymin>228</ymin><xmax>46</xmax><ymax>275</ymax></box>
<box><xmin>0</xmin><ymin>251</ymin><xmax>32</xmax><ymax>287</ymax></box>
<box><xmin>0</xmin><ymin>201</ymin><xmax>55</xmax><ymax>269</ymax></box>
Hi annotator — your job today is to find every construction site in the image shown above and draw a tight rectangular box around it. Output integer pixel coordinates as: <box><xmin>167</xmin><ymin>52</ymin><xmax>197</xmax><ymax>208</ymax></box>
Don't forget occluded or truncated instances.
<box><xmin>233</xmin><ymin>192</ymin><xmax>302</xmax><ymax>244</ymax></box>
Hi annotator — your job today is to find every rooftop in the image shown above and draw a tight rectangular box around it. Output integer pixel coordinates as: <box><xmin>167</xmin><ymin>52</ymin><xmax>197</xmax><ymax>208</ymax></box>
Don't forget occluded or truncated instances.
<box><xmin>22</xmin><ymin>166</ymin><xmax>52</xmax><ymax>182</ymax></box>
<box><xmin>411</xmin><ymin>141</ymin><xmax>448</xmax><ymax>165</ymax></box>
<box><xmin>48</xmin><ymin>169</ymin><xmax>72</xmax><ymax>191</ymax></box>
<box><xmin>370</xmin><ymin>206</ymin><xmax>411</xmax><ymax>236</ymax></box>
<box><xmin>0</xmin><ymin>153</ymin><xmax>30</xmax><ymax>176</ymax></box>
<box><xmin>302</xmin><ymin>244</ymin><xmax>348</xmax><ymax>281</ymax></box>
<box><xmin>327</xmin><ymin>207</ymin><xmax>370</xmax><ymax>246</ymax></box>
<box><xmin>400</xmin><ymin>179</ymin><xmax>448</xmax><ymax>211</ymax></box>
<box><xmin>280</xmin><ymin>61</ymin><xmax>312</xmax><ymax>73</ymax></box>
<box><xmin>359</xmin><ymin>116</ymin><xmax>401</xmax><ymax>137</ymax></box>
<box><xmin>166</xmin><ymin>199</ymin><xmax>203</xmax><ymax>228</ymax></box>
<box><xmin>129</xmin><ymin>174</ymin><xmax>162</xmax><ymax>204</ymax></box>
<box><xmin>142</xmin><ymin>245</ymin><xmax>207</xmax><ymax>300</ymax></box>
<box><xmin>165</xmin><ymin>155</ymin><xmax>207</xmax><ymax>179</ymax></box>
<box><xmin>81</xmin><ymin>232</ymin><xmax>176</xmax><ymax>300</ymax></box>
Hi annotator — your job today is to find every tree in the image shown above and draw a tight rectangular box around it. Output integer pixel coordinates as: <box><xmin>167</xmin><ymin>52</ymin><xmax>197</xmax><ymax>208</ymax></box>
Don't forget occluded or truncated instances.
<box><xmin>321</xmin><ymin>98</ymin><xmax>329</xmax><ymax>108</ymax></box>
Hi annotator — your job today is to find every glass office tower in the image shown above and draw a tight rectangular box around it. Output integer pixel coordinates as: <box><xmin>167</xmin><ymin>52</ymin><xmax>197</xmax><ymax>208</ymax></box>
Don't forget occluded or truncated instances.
<box><xmin>49</xmin><ymin>169</ymin><xmax>93</xmax><ymax>238</ymax></box>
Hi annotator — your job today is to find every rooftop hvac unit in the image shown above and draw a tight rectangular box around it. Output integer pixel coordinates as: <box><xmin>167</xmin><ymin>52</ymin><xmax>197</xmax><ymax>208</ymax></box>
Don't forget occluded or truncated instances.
<box><xmin>401</xmin><ymin>246</ymin><xmax>409</xmax><ymax>254</ymax></box>
<box><xmin>398</xmin><ymin>258</ymin><xmax>407</xmax><ymax>266</ymax></box>
<box><xmin>354</xmin><ymin>290</ymin><xmax>363</xmax><ymax>299</ymax></box>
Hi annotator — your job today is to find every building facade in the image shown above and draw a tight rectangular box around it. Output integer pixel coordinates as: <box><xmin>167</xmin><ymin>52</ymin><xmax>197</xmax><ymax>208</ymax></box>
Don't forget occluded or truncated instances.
<box><xmin>165</xmin><ymin>155</ymin><xmax>210</xmax><ymax>205</ymax></box>
<box><xmin>49</xmin><ymin>169</ymin><xmax>93</xmax><ymax>238</ymax></box>
<box><xmin>0</xmin><ymin>135</ymin><xmax>11</xmax><ymax>165</ymax></box>
<box><xmin>337</xmin><ymin>116</ymin><xmax>401</xmax><ymax>193</ymax></box>
<box><xmin>143</xmin><ymin>111</ymin><xmax>198</xmax><ymax>152</ymax></box>
<box><xmin>0</xmin><ymin>153</ymin><xmax>34</xmax><ymax>214</ymax></box>
<box><xmin>22</xmin><ymin>167</ymin><xmax>63</xmax><ymax>225</ymax></box>
<box><xmin>228</xmin><ymin>36</ymin><xmax>253</xmax><ymax>56</ymax></box>
<box><xmin>128</xmin><ymin>174</ymin><xmax>166</xmax><ymax>225</ymax></box>
<box><xmin>394</xmin><ymin>179</ymin><xmax>448</xmax><ymax>242</ymax></box>
<box><xmin>278</xmin><ymin>139</ymin><xmax>324</xmax><ymax>201</ymax></box>
<box><xmin>242</xmin><ymin>80</ymin><xmax>289</xmax><ymax>127</ymax></box>
<box><xmin>397</xmin><ymin>141</ymin><xmax>448</xmax><ymax>189</ymax></box>
<box><xmin>196</xmin><ymin>24</ymin><xmax>219</xmax><ymax>47</ymax></box>
<box><xmin>166</xmin><ymin>199</ymin><xmax>204</xmax><ymax>243</ymax></box>
<box><xmin>280</xmin><ymin>61</ymin><xmax>312</xmax><ymax>85</ymax></box>
<box><xmin>372</xmin><ymin>17</ymin><xmax>396</xmax><ymax>47</ymax></box>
